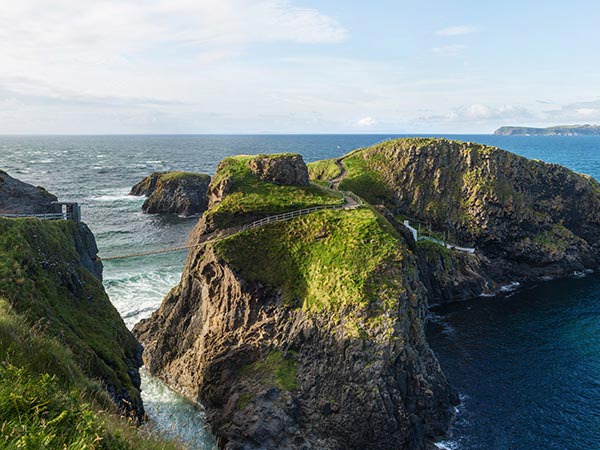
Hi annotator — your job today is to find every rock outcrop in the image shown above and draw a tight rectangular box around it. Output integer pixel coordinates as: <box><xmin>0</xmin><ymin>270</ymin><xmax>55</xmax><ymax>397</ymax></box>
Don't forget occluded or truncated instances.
<box><xmin>248</xmin><ymin>154</ymin><xmax>309</xmax><ymax>186</ymax></box>
<box><xmin>312</xmin><ymin>138</ymin><xmax>600</xmax><ymax>302</ymax></box>
<box><xmin>0</xmin><ymin>169</ymin><xmax>57</xmax><ymax>214</ymax></box>
<box><xmin>130</xmin><ymin>171</ymin><xmax>211</xmax><ymax>216</ymax></box>
<box><xmin>135</xmin><ymin>154</ymin><xmax>457</xmax><ymax>450</ymax></box>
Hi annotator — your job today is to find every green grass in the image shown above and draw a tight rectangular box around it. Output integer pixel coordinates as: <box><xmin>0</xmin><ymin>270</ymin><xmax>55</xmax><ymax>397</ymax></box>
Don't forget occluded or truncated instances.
<box><xmin>240</xmin><ymin>351</ymin><xmax>298</xmax><ymax>392</ymax></box>
<box><xmin>0</xmin><ymin>218</ymin><xmax>142</xmax><ymax>414</ymax></box>
<box><xmin>0</xmin><ymin>298</ymin><xmax>181</xmax><ymax>450</ymax></box>
<box><xmin>160</xmin><ymin>171</ymin><xmax>210</xmax><ymax>183</ymax></box>
<box><xmin>216</xmin><ymin>208</ymin><xmax>407</xmax><ymax>312</ymax></box>
<box><xmin>206</xmin><ymin>155</ymin><xmax>343</xmax><ymax>228</ymax></box>
<box><xmin>336</xmin><ymin>155</ymin><xmax>394</xmax><ymax>206</ymax></box>
<box><xmin>307</xmin><ymin>159</ymin><xmax>341</xmax><ymax>182</ymax></box>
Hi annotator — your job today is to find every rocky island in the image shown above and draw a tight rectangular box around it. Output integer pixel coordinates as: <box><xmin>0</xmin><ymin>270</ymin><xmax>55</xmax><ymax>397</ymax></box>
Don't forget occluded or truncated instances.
<box><xmin>0</xmin><ymin>172</ymin><xmax>180</xmax><ymax>449</ymax></box>
<box><xmin>135</xmin><ymin>138</ymin><xmax>600</xmax><ymax>450</ymax></box>
<box><xmin>130</xmin><ymin>171</ymin><xmax>211</xmax><ymax>216</ymax></box>
<box><xmin>494</xmin><ymin>125</ymin><xmax>600</xmax><ymax>136</ymax></box>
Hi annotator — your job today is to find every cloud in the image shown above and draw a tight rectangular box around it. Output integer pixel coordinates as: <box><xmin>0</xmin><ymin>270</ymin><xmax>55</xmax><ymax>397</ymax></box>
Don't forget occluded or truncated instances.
<box><xmin>0</xmin><ymin>0</ymin><xmax>348</xmax><ymax>71</ymax></box>
<box><xmin>435</xmin><ymin>25</ymin><xmax>478</xmax><ymax>36</ymax></box>
<box><xmin>417</xmin><ymin>104</ymin><xmax>534</xmax><ymax>124</ymax></box>
<box><xmin>576</xmin><ymin>108</ymin><xmax>599</xmax><ymax>117</ymax></box>
<box><xmin>432</xmin><ymin>45</ymin><xmax>466</xmax><ymax>55</ymax></box>
<box><xmin>545</xmin><ymin>100</ymin><xmax>600</xmax><ymax>122</ymax></box>
<box><xmin>355</xmin><ymin>117</ymin><xmax>377</xmax><ymax>127</ymax></box>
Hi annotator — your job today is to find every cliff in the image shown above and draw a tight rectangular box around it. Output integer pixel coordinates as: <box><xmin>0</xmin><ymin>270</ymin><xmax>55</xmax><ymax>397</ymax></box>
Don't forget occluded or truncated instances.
<box><xmin>0</xmin><ymin>169</ymin><xmax>57</xmax><ymax>214</ymax></box>
<box><xmin>310</xmin><ymin>138</ymin><xmax>600</xmax><ymax>302</ymax></box>
<box><xmin>135</xmin><ymin>153</ymin><xmax>457</xmax><ymax>450</ymax></box>
<box><xmin>0</xmin><ymin>173</ymin><xmax>180</xmax><ymax>448</ymax></box>
<box><xmin>130</xmin><ymin>171</ymin><xmax>211</xmax><ymax>216</ymax></box>
<box><xmin>494</xmin><ymin>125</ymin><xmax>600</xmax><ymax>136</ymax></box>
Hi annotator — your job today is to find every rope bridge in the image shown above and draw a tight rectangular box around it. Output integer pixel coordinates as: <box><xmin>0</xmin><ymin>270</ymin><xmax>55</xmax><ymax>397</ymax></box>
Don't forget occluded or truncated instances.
<box><xmin>100</xmin><ymin>196</ymin><xmax>362</xmax><ymax>261</ymax></box>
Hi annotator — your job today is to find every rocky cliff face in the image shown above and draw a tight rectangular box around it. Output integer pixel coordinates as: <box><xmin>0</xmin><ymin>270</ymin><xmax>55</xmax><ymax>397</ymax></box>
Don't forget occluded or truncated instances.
<box><xmin>0</xmin><ymin>170</ymin><xmax>57</xmax><ymax>214</ymax></box>
<box><xmin>329</xmin><ymin>138</ymin><xmax>600</xmax><ymax>300</ymax></box>
<box><xmin>135</xmin><ymin>154</ymin><xmax>457</xmax><ymax>449</ymax></box>
<box><xmin>130</xmin><ymin>171</ymin><xmax>211</xmax><ymax>216</ymax></box>
<box><xmin>248</xmin><ymin>154</ymin><xmax>309</xmax><ymax>186</ymax></box>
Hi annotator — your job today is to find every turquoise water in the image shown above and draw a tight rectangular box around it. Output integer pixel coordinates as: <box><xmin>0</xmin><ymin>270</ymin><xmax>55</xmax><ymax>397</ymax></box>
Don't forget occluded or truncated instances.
<box><xmin>1</xmin><ymin>134</ymin><xmax>600</xmax><ymax>449</ymax></box>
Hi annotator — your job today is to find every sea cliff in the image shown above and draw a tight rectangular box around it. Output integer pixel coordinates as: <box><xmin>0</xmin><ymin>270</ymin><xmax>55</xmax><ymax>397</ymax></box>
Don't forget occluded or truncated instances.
<box><xmin>0</xmin><ymin>173</ymin><xmax>179</xmax><ymax>449</ymax></box>
<box><xmin>135</xmin><ymin>152</ymin><xmax>457</xmax><ymax>449</ymax></box>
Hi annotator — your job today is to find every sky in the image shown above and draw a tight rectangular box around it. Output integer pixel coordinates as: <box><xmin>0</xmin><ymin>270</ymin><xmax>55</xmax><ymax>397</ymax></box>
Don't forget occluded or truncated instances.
<box><xmin>0</xmin><ymin>0</ymin><xmax>599</xmax><ymax>134</ymax></box>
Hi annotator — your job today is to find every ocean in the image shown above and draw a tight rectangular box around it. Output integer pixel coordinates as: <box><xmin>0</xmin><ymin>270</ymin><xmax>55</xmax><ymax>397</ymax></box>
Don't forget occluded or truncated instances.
<box><xmin>1</xmin><ymin>134</ymin><xmax>600</xmax><ymax>449</ymax></box>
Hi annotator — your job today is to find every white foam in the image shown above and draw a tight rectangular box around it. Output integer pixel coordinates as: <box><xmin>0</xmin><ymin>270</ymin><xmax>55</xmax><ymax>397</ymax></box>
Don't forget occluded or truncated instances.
<box><xmin>434</xmin><ymin>441</ymin><xmax>459</xmax><ymax>450</ymax></box>
<box><xmin>500</xmin><ymin>281</ymin><xmax>521</xmax><ymax>293</ymax></box>
<box><xmin>90</xmin><ymin>190</ymin><xmax>141</xmax><ymax>202</ymax></box>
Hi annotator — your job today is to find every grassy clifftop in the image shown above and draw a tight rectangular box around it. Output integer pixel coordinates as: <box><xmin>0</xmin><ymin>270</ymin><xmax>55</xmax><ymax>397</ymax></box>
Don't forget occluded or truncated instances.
<box><xmin>216</xmin><ymin>206</ymin><xmax>408</xmax><ymax>319</ymax></box>
<box><xmin>204</xmin><ymin>154</ymin><xmax>343</xmax><ymax>229</ymax></box>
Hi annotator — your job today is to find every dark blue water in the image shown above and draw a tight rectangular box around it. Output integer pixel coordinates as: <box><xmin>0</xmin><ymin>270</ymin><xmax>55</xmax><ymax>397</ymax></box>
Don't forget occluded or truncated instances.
<box><xmin>1</xmin><ymin>134</ymin><xmax>600</xmax><ymax>449</ymax></box>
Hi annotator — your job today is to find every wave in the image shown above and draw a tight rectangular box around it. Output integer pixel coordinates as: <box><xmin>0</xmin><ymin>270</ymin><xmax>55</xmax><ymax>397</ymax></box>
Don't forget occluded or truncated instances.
<box><xmin>104</xmin><ymin>268</ymin><xmax>182</xmax><ymax>328</ymax></box>
<box><xmin>90</xmin><ymin>191</ymin><xmax>141</xmax><ymax>202</ymax></box>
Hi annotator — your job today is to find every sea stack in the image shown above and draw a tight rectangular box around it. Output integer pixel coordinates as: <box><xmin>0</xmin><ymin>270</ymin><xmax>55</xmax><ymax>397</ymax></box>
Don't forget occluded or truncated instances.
<box><xmin>130</xmin><ymin>171</ymin><xmax>211</xmax><ymax>216</ymax></box>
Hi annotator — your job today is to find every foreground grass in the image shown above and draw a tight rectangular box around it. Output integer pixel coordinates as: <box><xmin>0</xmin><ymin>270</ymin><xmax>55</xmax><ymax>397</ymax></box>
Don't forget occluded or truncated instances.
<box><xmin>0</xmin><ymin>298</ymin><xmax>182</xmax><ymax>450</ymax></box>
<box><xmin>0</xmin><ymin>218</ymin><xmax>141</xmax><ymax>409</ymax></box>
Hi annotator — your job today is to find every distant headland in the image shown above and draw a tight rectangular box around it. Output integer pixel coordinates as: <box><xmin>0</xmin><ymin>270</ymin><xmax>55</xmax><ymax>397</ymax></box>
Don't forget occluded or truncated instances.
<box><xmin>494</xmin><ymin>124</ymin><xmax>600</xmax><ymax>136</ymax></box>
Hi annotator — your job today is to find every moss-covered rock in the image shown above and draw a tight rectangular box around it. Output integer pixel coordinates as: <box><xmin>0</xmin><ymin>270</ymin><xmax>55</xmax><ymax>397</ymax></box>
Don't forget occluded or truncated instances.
<box><xmin>0</xmin><ymin>298</ymin><xmax>181</xmax><ymax>450</ymax></box>
<box><xmin>130</xmin><ymin>171</ymin><xmax>211</xmax><ymax>216</ymax></box>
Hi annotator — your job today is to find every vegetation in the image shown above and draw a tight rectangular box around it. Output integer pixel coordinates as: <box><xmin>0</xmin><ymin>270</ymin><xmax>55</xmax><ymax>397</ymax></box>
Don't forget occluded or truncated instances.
<box><xmin>0</xmin><ymin>218</ymin><xmax>182</xmax><ymax>449</ymax></box>
<box><xmin>240</xmin><ymin>351</ymin><xmax>298</xmax><ymax>392</ymax></box>
<box><xmin>160</xmin><ymin>171</ymin><xmax>210</xmax><ymax>183</ymax></box>
<box><xmin>307</xmin><ymin>159</ymin><xmax>341</xmax><ymax>184</ymax></box>
<box><xmin>0</xmin><ymin>297</ymin><xmax>181</xmax><ymax>450</ymax></box>
<box><xmin>205</xmin><ymin>155</ymin><xmax>343</xmax><ymax>228</ymax></box>
<box><xmin>0</xmin><ymin>218</ymin><xmax>140</xmax><ymax>408</ymax></box>
<box><xmin>216</xmin><ymin>208</ymin><xmax>407</xmax><ymax>312</ymax></box>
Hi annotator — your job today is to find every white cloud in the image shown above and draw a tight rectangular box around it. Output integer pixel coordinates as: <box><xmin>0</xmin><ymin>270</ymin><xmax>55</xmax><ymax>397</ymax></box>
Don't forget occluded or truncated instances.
<box><xmin>355</xmin><ymin>117</ymin><xmax>377</xmax><ymax>128</ymax></box>
<box><xmin>432</xmin><ymin>45</ymin><xmax>466</xmax><ymax>55</ymax></box>
<box><xmin>576</xmin><ymin>108</ymin><xmax>599</xmax><ymax>117</ymax></box>
<box><xmin>435</xmin><ymin>25</ymin><xmax>478</xmax><ymax>36</ymax></box>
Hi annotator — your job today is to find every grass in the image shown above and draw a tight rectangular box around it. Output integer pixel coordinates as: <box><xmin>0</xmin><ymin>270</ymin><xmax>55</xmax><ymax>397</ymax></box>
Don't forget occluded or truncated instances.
<box><xmin>240</xmin><ymin>351</ymin><xmax>298</xmax><ymax>392</ymax></box>
<box><xmin>160</xmin><ymin>171</ymin><xmax>210</xmax><ymax>183</ymax></box>
<box><xmin>216</xmin><ymin>207</ymin><xmax>407</xmax><ymax>313</ymax></box>
<box><xmin>307</xmin><ymin>159</ymin><xmax>341</xmax><ymax>182</ymax></box>
<box><xmin>205</xmin><ymin>154</ymin><xmax>343</xmax><ymax>228</ymax></box>
<box><xmin>0</xmin><ymin>218</ymin><xmax>142</xmax><ymax>415</ymax></box>
<box><xmin>0</xmin><ymin>298</ymin><xmax>182</xmax><ymax>450</ymax></box>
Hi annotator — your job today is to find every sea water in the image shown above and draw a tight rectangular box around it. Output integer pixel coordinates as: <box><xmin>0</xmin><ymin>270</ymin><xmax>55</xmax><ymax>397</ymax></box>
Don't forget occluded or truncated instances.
<box><xmin>1</xmin><ymin>134</ymin><xmax>600</xmax><ymax>449</ymax></box>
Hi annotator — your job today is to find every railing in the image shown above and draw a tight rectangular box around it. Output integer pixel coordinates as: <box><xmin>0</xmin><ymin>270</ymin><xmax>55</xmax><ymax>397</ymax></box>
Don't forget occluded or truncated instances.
<box><xmin>241</xmin><ymin>204</ymin><xmax>346</xmax><ymax>232</ymax></box>
<box><xmin>403</xmin><ymin>219</ymin><xmax>475</xmax><ymax>254</ymax></box>
<box><xmin>0</xmin><ymin>212</ymin><xmax>71</xmax><ymax>220</ymax></box>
